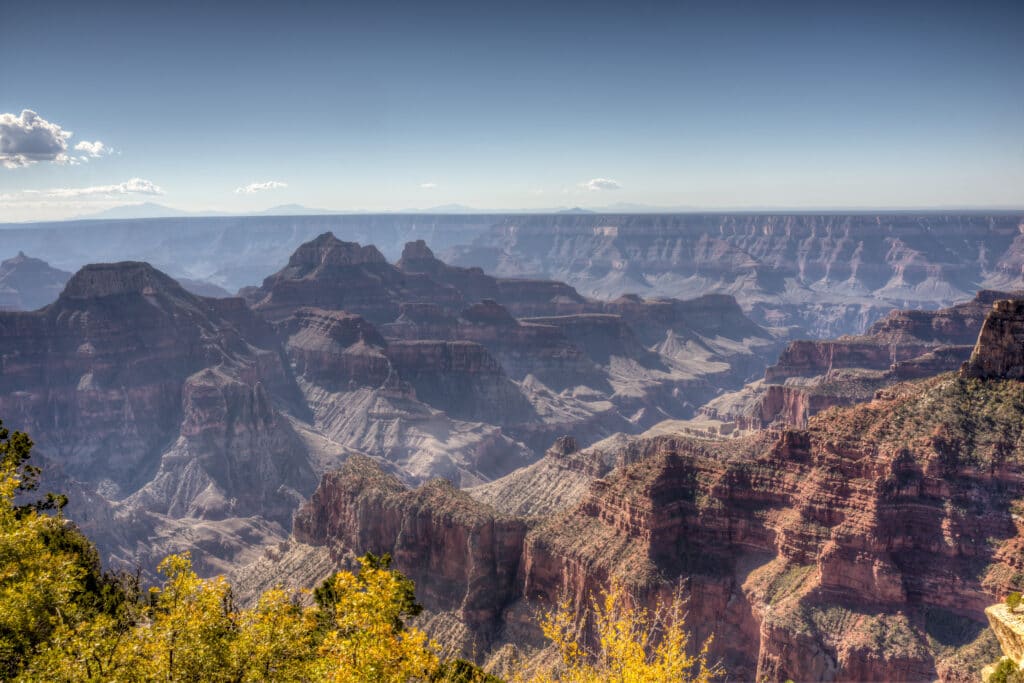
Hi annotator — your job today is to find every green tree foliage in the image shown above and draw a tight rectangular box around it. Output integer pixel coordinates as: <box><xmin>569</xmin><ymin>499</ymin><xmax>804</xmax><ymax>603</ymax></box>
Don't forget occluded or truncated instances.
<box><xmin>1006</xmin><ymin>592</ymin><xmax>1022</xmax><ymax>611</ymax></box>
<box><xmin>0</xmin><ymin>421</ymin><xmax>133</xmax><ymax>679</ymax></box>
<box><xmin>313</xmin><ymin>552</ymin><xmax>422</xmax><ymax>635</ymax></box>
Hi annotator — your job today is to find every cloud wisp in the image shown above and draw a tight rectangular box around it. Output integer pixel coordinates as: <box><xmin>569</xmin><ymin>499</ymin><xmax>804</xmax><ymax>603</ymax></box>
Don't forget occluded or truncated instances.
<box><xmin>419</xmin><ymin>182</ymin><xmax>438</xmax><ymax>189</ymax></box>
<box><xmin>74</xmin><ymin>140</ymin><xmax>109</xmax><ymax>158</ymax></box>
<box><xmin>0</xmin><ymin>110</ymin><xmax>110</xmax><ymax>168</ymax></box>
<box><xmin>235</xmin><ymin>180</ymin><xmax>287</xmax><ymax>194</ymax></box>
<box><xmin>13</xmin><ymin>178</ymin><xmax>166</xmax><ymax>199</ymax></box>
<box><xmin>580</xmin><ymin>177</ymin><xmax>621</xmax><ymax>191</ymax></box>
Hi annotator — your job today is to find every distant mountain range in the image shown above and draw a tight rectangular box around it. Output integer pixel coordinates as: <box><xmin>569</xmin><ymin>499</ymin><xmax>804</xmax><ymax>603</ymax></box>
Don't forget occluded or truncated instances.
<box><xmin>64</xmin><ymin>202</ymin><xmax>707</xmax><ymax>221</ymax></box>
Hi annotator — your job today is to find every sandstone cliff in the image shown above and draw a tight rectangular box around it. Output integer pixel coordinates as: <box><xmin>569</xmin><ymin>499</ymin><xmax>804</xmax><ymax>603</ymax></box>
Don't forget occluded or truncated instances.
<box><xmin>962</xmin><ymin>299</ymin><xmax>1024</xmax><ymax>380</ymax></box>
<box><xmin>294</xmin><ymin>455</ymin><xmax>529</xmax><ymax>630</ymax></box>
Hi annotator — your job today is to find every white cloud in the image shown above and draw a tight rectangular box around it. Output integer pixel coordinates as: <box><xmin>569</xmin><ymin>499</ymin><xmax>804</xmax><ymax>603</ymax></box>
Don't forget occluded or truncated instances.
<box><xmin>0</xmin><ymin>178</ymin><xmax>166</xmax><ymax>220</ymax></box>
<box><xmin>419</xmin><ymin>182</ymin><xmax>438</xmax><ymax>189</ymax></box>
<box><xmin>74</xmin><ymin>140</ymin><xmax>108</xmax><ymax>158</ymax></box>
<box><xmin>46</xmin><ymin>178</ymin><xmax>164</xmax><ymax>198</ymax></box>
<box><xmin>235</xmin><ymin>180</ymin><xmax>287</xmax><ymax>194</ymax></box>
<box><xmin>0</xmin><ymin>110</ymin><xmax>74</xmax><ymax>168</ymax></box>
<box><xmin>580</xmin><ymin>177</ymin><xmax>621</xmax><ymax>191</ymax></box>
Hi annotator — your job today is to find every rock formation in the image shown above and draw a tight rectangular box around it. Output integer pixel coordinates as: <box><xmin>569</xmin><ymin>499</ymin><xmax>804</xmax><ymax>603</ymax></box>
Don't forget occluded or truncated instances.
<box><xmin>250</xmin><ymin>233</ymin><xmax>782</xmax><ymax>460</ymax></box>
<box><xmin>282</xmin><ymin>300</ymin><xmax>1024</xmax><ymax>679</ymax></box>
<box><xmin>0</xmin><ymin>251</ymin><xmax>70</xmax><ymax>310</ymax></box>
<box><xmin>0</xmin><ymin>261</ymin><xmax>319</xmax><ymax>575</ymax></box>
<box><xmin>294</xmin><ymin>455</ymin><xmax>529</xmax><ymax>630</ymax></box>
<box><xmin>962</xmin><ymin>299</ymin><xmax>1024</xmax><ymax>380</ymax></box>
<box><xmin>0</xmin><ymin>236</ymin><xmax>773</xmax><ymax>588</ymax></box>
<box><xmin>700</xmin><ymin>290</ymin><xmax>1019</xmax><ymax>430</ymax></box>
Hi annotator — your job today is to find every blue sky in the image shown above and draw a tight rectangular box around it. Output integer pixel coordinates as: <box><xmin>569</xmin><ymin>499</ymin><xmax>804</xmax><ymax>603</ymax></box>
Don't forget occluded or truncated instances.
<box><xmin>1</xmin><ymin>0</ymin><xmax>1022</xmax><ymax>220</ymax></box>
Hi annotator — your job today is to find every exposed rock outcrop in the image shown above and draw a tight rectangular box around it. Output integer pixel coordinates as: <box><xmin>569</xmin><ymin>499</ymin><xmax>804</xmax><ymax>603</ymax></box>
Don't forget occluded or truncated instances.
<box><xmin>962</xmin><ymin>299</ymin><xmax>1024</xmax><ymax>380</ymax></box>
<box><xmin>247</xmin><ymin>233</ymin><xmax>462</xmax><ymax>323</ymax></box>
<box><xmin>985</xmin><ymin>604</ymin><xmax>1024</xmax><ymax>670</ymax></box>
<box><xmin>294</xmin><ymin>456</ymin><xmax>529</xmax><ymax>628</ymax></box>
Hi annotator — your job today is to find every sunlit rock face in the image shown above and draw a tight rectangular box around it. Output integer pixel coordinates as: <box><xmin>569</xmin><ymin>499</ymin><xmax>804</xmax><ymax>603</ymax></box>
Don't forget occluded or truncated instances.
<box><xmin>961</xmin><ymin>299</ymin><xmax>1024</xmax><ymax>380</ymax></box>
<box><xmin>284</xmin><ymin>293</ymin><xmax>1024</xmax><ymax>682</ymax></box>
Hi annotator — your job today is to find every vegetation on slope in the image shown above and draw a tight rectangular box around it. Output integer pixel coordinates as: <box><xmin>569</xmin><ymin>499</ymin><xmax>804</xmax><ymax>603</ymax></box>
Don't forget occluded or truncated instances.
<box><xmin>813</xmin><ymin>374</ymin><xmax>1024</xmax><ymax>471</ymax></box>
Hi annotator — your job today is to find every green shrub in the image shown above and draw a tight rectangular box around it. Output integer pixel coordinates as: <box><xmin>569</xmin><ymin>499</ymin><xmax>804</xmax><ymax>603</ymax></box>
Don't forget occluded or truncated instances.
<box><xmin>990</xmin><ymin>657</ymin><xmax>1024</xmax><ymax>683</ymax></box>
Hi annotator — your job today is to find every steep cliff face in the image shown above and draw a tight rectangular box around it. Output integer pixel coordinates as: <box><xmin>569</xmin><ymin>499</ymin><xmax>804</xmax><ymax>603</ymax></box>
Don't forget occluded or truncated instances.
<box><xmin>962</xmin><ymin>299</ymin><xmax>1024</xmax><ymax>380</ymax></box>
<box><xmin>396</xmin><ymin>239</ymin><xmax>502</xmax><ymax>304</ymax></box>
<box><xmin>279</xmin><ymin>306</ymin><xmax>535</xmax><ymax>487</ymax></box>
<box><xmin>385</xmin><ymin>340</ymin><xmax>535</xmax><ymax>425</ymax></box>
<box><xmin>294</xmin><ymin>456</ymin><xmax>529</xmax><ymax>628</ymax></box>
<box><xmin>281</xmin><ymin>308</ymin><xmax>391</xmax><ymax>390</ymax></box>
<box><xmin>127</xmin><ymin>368</ymin><xmax>315</xmax><ymax>527</ymax></box>
<box><xmin>445</xmin><ymin>212</ymin><xmax>1024</xmax><ymax>337</ymax></box>
<box><xmin>0</xmin><ymin>262</ymin><xmax>274</xmax><ymax>485</ymax></box>
<box><xmin>0</xmin><ymin>252</ymin><xmax>70</xmax><ymax>311</ymax></box>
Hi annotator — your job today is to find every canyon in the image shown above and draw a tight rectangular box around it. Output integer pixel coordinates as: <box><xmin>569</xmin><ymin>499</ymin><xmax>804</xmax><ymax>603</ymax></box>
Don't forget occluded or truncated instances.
<box><xmin>0</xmin><ymin>232</ymin><xmax>779</xmax><ymax>577</ymax></box>
<box><xmin>4</xmin><ymin>215</ymin><xmax>1024</xmax><ymax>680</ymax></box>
<box><xmin>283</xmin><ymin>297</ymin><xmax>1024</xmax><ymax>681</ymax></box>
<box><xmin>4</xmin><ymin>212</ymin><xmax>1024</xmax><ymax>337</ymax></box>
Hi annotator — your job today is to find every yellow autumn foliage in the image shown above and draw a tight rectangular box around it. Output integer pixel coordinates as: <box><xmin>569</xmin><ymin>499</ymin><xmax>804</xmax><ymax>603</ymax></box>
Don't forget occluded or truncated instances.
<box><xmin>524</xmin><ymin>580</ymin><xmax>721</xmax><ymax>683</ymax></box>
